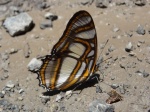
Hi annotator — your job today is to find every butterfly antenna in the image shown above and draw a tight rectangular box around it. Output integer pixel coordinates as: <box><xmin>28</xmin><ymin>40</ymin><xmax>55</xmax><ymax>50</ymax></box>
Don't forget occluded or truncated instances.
<box><xmin>96</xmin><ymin>39</ymin><xmax>109</xmax><ymax>68</ymax></box>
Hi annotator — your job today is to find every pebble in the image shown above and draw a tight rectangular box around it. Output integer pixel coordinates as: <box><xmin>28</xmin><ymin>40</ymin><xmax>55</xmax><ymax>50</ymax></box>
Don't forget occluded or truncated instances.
<box><xmin>56</xmin><ymin>94</ymin><xmax>64</xmax><ymax>102</ymax></box>
<box><xmin>125</xmin><ymin>42</ymin><xmax>133</xmax><ymax>52</ymax></box>
<box><xmin>108</xmin><ymin>45</ymin><xmax>115</xmax><ymax>52</ymax></box>
<box><xmin>9</xmin><ymin>48</ymin><xmax>18</xmax><ymax>54</ymax></box>
<box><xmin>95</xmin><ymin>0</ymin><xmax>110</xmax><ymax>8</ymax></box>
<box><xmin>9</xmin><ymin>6</ymin><xmax>21</xmax><ymax>16</ymax></box>
<box><xmin>3</xmin><ymin>12</ymin><xmax>34</xmax><ymax>36</ymax></box>
<box><xmin>134</xmin><ymin>0</ymin><xmax>146</xmax><ymax>6</ymax></box>
<box><xmin>45</xmin><ymin>12</ymin><xmax>58</xmax><ymax>21</ymax></box>
<box><xmin>135</xmin><ymin>69</ymin><xmax>149</xmax><ymax>78</ymax></box>
<box><xmin>129</xmin><ymin>51</ymin><xmax>136</xmax><ymax>57</ymax></box>
<box><xmin>40</xmin><ymin>20</ymin><xmax>52</xmax><ymax>29</ymax></box>
<box><xmin>143</xmin><ymin>72</ymin><xmax>149</xmax><ymax>78</ymax></box>
<box><xmin>17</xmin><ymin>97</ymin><xmax>23</xmax><ymax>101</ymax></box>
<box><xmin>125</xmin><ymin>31</ymin><xmax>133</xmax><ymax>37</ymax></box>
<box><xmin>88</xmin><ymin>99</ymin><xmax>114</xmax><ymax>112</ymax></box>
<box><xmin>80</xmin><ymin>0</ymin><xmax>94</xmax><ymax>5</ymax></box>
<box><xmin>6</xmin><ymin>80</ymin><xmax>15</xmax><ymax>88</ymax></box>
<box><xmin>120</xmin><ymin>62</ymin><xmax>126</xmax><ymax>69</ymax></box>
<box><xmin>113</xmin><ymin>27</ymin><xmax>120</xmax><ymax>32</ymax></box>
<box><xmin>115</xmin><ymin>1</ymin><xmax>125</xmax><ymax>6</ymax></box>
<box><xmin>39</xmin><ymin>94</ymin><xmax>50</xmax><ymax>104</ymax></box>
<box><xmin>65</xmin><ymin>90</ymin><xmax>72</xmax><ymax>98</ymax></box>
<box><xmin>37</xmin><ymin>2</ymin><xmax>50</xmax><ymax>10</ymax></box>
<box><xmin>137</xmin><ymin>43</ymin><xmax>141</xmax><ymax>47</ymax></box>
<box><xmin>111</xmin><ymin>76</ymin><xmax>115</xmax><ymax>80</ymax></box>
<box><xmin>19</xmin><ymin>89</ymin><xmax>24</xmax><ymax>94</ymax></box>
<box><xmin>1</xmin><ymin>91</ymin><xmax>5</xmax><ymax>95</ymax></box>
<box><xmin>136</xmin><ymin>25</ymin><xmax>145</xmax><ymax>35</ymax></box>
<box><xmin>111</xmin><ymin>84</ymin><xmax>119</xmax><ymax>89</ymax></box>
<box><xmin>27</xmin><ymin>58</ymin><xmax>42</xmax><ymax>71</ymax></box>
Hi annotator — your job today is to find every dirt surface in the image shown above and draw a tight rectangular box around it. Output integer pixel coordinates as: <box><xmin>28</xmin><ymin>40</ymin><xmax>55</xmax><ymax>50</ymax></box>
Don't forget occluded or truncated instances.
<box><xmin>0</xmin><ymin>0</ymin><xmax>150</xmax><ymax>112</ymax></box>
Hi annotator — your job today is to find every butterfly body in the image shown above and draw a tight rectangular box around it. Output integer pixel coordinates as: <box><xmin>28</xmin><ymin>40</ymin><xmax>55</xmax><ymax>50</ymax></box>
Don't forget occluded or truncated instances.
<box><xmin>37</xmin><ymin>10</ymin><xmax>97</xmax><ymax>91</ymax></box>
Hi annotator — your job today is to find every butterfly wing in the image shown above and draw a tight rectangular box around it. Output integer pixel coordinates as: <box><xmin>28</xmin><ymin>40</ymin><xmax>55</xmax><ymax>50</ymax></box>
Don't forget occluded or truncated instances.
<box><xmin>38</xmin><ymin>10</ymin><xmax>97</xmax><ymax>91</ymax></box>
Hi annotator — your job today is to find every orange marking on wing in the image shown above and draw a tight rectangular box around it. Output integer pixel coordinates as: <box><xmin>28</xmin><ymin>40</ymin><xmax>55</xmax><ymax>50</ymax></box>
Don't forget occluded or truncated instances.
<box><xmin>79</xmin><ymin>67</ymin><xmax>89</xmax><ymax>82</ymax></box>
<box><xmin>50</xmin><ymin>58</ymin><xmax>61</xmax><ymax>89</ymax></box>
<box><xmin>60</xmin><ymin>42</ymin><xmax>70</xmax><ymax>52</ymax></box>
<box><xmin>75</xmin><ymin>22</ymin><xmax>94</xmax><ymax>33</ymax></box>
<box><xmin>40</xmin><ymin>60</ymin><xmax>49</xmax><ymax>85</ymax></box>
<box><xmin>68</xmin><ymin>61</ymin><xmax>81</xmax><ymax>82</ymax></box>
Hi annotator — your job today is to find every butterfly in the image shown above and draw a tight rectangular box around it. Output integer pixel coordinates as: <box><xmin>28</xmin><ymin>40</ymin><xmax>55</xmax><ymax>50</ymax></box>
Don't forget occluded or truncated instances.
<box><xmin>37</xmin><ymin>10</ymin><xmax>98</xmax><ymax>91</ymax></box>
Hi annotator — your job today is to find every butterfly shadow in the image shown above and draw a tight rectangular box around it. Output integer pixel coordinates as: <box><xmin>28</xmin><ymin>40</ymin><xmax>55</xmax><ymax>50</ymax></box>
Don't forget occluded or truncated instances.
<box><xmin>42</xmin><ymin>73</ymin><xmax>100</xmax><ymax>96</ymax></box>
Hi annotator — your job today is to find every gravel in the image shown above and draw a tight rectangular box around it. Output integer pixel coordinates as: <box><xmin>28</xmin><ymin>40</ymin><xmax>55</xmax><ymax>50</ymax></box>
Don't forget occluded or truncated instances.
<box><xmin>0</xmin><ymin>1</ymin><xmax>150</xmax><ymax>112</ymax></box>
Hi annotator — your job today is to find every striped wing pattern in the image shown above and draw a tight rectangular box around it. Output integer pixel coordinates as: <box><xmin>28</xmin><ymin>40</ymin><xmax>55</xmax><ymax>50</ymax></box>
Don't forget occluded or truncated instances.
<box><xmin>38</xmin><ymin>10</ymin><xmax>97</xmax><ymax>91</ymax></box>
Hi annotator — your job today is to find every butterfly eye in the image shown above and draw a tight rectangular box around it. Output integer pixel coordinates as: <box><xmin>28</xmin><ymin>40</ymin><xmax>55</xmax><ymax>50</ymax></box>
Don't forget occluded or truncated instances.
<box><xmin>37</xmin><ymin>10</ymin><xmax>97</xmax><ymax>91</ymax></box>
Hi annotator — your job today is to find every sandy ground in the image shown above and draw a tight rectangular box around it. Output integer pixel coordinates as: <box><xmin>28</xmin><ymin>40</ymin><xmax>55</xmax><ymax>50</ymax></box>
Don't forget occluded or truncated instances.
<box><xmin>0</xmin><ymin>0</ymin><xmax>150</xmax><ymax>112</ymax></box>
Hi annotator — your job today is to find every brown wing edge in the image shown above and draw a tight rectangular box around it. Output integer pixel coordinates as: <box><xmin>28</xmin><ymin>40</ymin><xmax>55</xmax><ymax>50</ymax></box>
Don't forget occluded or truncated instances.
<box><xmin>36</xmin><ymin>55</ymin><xmax>53</xmax><ymax>91</ymax></box>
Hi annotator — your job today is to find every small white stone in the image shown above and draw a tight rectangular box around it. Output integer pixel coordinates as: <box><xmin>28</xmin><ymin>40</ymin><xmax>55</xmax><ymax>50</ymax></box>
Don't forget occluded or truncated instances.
<box><xmin>1</xmin><ymin>91</ymin><xmax>5</xmax><ymax>95</ymax></box>
<box><xmin>125</xmin><ymin>42</ymin><xmax>133</xmax><ymax>52</ymax></box>
<box><xmin>39</xmin><ymin>94</ymin><xmax>50</xmax><ymax>99</ymax></box>
<box><xmin>45</xmin><ymin>12</ymin><xmax>54</xmax><ymax>19</ymax></box>
<box><xmin>18</xmin><ymin>97</ymin><xmax>23</xmax><ymax>101</ymax></box>
<box><xmin>65</xmin><ymin>90</ymin><xmax>72</xmax><ymax>97</ymax></box>
<box><xmin>19</xmin><ymin>89</ymin><xmax>24</xmax><ymax>94</ymax></box>
<box><xmin>55</xmin><ymin>94</ymin><xmax>63</xmax><ymax>102</ymax></box>
<box><xmin>113</xmin><ymin>27</ymin><xmax>120</xmax><ymax>32</ymax></box>
<box><xmin>9</xmin><ymin>48</ymin><xmax>18</xmax><ymax>54</ymax></box>
<box><xmin>27</xmin><ymin>58</ymin><xmax>42</xmax><ymax>71</ymax></box>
